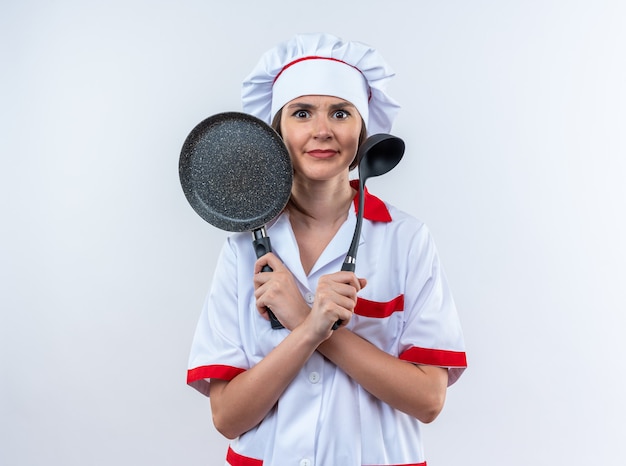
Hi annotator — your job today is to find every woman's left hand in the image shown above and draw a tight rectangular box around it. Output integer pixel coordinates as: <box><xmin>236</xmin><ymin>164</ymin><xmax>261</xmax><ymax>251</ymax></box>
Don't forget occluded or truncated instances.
<box><xmin>253</xmin><ymin>253</ymin><xmax>309</xmax><ymax>329</ymax></box>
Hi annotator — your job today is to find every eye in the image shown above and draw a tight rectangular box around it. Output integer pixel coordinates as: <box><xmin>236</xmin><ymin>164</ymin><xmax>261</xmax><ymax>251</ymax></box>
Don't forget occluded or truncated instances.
<box><xmin>292</xmin><ymin>109</ymin><xmax>310</xmax><ymax>118</ymax></box>
<box><xmin>332</xmin><ymin>109</ymin><xmax>350</xmax><ymax>120</ymax></box>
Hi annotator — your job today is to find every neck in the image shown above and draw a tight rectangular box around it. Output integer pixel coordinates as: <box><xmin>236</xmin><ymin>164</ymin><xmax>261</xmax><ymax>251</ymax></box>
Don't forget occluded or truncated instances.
<box><xmin>288</xmin><ymin>176</ymin><xmax>356</xmax><ymax>226</ymax></box>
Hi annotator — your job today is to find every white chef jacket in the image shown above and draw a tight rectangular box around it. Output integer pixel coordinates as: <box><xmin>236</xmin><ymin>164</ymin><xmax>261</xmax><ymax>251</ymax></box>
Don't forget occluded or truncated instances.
<box><xmin>187</xmin><ymin>185</ymin><xmax>467</xmax><ymax>466</ymax></box>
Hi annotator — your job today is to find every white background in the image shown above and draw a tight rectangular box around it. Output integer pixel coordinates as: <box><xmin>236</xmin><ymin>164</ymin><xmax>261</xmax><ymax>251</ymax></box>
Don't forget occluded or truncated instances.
<box><xmin>2</xmin><ymin>1</ymin><xmax>625</xmax><ymax>465</ymax></box>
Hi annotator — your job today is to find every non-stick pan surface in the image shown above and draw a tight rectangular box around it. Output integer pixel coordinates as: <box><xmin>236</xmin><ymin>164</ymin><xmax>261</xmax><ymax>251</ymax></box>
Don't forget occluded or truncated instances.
<box><xmin>179</xmin><ymin>112</ymin><xmax>293</xmax><ymax>232</ymax></box>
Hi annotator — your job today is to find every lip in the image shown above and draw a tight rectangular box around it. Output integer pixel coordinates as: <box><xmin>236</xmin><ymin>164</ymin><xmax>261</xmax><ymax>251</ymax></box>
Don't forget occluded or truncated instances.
<box><xmin>307</xmin><ymin>149</ymin><xmax>337</xmax><ymax>159</ymax></box>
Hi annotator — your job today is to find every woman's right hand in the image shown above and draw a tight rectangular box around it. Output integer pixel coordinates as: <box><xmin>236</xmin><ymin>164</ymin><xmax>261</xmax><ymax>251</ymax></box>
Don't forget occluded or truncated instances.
<box><xmin>303</xmin><ymin>271</ymin><xmax>367</xmax><ymax>341</ymax></box>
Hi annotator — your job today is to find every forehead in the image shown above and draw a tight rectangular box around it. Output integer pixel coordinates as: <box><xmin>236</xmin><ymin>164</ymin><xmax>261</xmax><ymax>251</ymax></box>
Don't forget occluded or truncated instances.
<box><xmin>286</xmin><ymin>95</ymin><xmax>356</xmax><ymax>107</ymax></box>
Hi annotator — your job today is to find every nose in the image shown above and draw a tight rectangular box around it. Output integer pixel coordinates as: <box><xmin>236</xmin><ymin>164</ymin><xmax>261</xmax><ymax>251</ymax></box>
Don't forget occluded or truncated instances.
<box><xmin>313</xmin><ymin>117</ymin><xmax>332</xmax><ymax>139</ymax></box>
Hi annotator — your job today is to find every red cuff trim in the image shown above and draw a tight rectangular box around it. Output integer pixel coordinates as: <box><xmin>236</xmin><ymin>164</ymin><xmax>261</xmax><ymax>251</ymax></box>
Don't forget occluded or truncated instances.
<box><xmin>226</xmin><ymin>446</ymin><xmax>424</xmax><ymax>466</ymax></box>
<box><xmin>187</xmin><ymin>364</ymin><xmax>246</xmax><ymax>384</ymax></box>
<box><xmin>355</xmin><ymin>295</ymin><xmax>404</xmax><ymax>318</ymax></box>
<box><xmin>370</xmin><ymin>463</ymin><xmax>426</xmax><ymax>466</ymax></box>
<box><xmin>227</xmin><ymin>446</ymin><xmax>263</xmax><ymax>466</ymax></box>
<box><xmin>400</xmin><ymin>346</ymin><xmax>468</xmax><ymax>368</ymax></box>
<box><xmin>350</xmin><ymin>179</ymin><xmax>392</xmax><ymax>222</ymax></box>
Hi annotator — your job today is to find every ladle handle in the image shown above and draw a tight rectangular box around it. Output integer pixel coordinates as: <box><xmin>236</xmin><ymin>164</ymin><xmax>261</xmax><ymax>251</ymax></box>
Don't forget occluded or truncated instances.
<box><xmin>330</xmin><ymin>260</ymin><xmax>357</xmax><ymax>330</ymax></box>
<box><xmin>252</xmin><ymin>228</ymin><xmax>284</xmax><ymax>330</ymax></box>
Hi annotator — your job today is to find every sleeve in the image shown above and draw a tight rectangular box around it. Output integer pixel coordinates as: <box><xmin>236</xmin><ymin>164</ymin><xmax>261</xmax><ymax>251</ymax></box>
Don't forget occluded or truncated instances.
<box><xmin>186</xmin><ymin>237</ymin><xmax>250</xmax><ymax>397</ymax></box>
<box><xmin>398</xmin><ymin>224</ymin><xmax>467</xmax><ymax>386</ymax></box>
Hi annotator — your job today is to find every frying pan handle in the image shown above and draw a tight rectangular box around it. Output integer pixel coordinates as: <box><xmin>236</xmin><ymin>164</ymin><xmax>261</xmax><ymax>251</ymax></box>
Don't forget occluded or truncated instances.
<box><xmin>331</xmin><ymin>260</ymin><xmax>357</xmax><ymax>330</ymax></box>
<box><xmin>252</xmin><ymin>228</ymin><xmax>285</xmax><ymax>330</ymax></box>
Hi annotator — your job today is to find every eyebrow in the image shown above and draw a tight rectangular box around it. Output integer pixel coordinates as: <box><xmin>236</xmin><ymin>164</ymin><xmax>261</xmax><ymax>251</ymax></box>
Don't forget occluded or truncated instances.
<box><xmin>285</xmin><ymin>102</ymin><xmax>316</xmax><ymax>110</ymax></box>
<box><xmin>329</xmin><ymin>102</ymin><xmax>356</xmax><ymax>111</ymax></box>
<box><xmin>285</xmin><ymin>100</ymin><xmax>357</xmax><ymax>111</ymax></box>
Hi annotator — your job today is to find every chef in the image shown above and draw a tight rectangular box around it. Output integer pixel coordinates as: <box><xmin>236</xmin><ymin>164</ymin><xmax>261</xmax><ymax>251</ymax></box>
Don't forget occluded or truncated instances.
<box><xmin>187</xmin><ymin>32</ymin><xmax>467</xmax><ymax>466</ymax></box>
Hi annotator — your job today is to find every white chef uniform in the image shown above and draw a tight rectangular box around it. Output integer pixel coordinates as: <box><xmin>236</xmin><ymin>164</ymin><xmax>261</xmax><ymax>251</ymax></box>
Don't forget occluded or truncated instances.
<box><xmin>187</xmin><ymin>185</ymin><xmax>467</xmax><ymax>466</ymax></box>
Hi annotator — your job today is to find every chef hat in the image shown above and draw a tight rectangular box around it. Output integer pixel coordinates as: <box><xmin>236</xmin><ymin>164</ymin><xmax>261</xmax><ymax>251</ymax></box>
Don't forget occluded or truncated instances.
<box><xmin>242</xmin><ymin>33</ymin><xmax>401</xmax><ymax>135</ymax></box>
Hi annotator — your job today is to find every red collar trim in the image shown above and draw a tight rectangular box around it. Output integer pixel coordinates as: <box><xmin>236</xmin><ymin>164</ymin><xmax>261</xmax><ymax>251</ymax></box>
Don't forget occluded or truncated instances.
<box><xmin>350</xmin><ymin>179</ymin><xmax>392</xmax><ymax>222</ymax></box>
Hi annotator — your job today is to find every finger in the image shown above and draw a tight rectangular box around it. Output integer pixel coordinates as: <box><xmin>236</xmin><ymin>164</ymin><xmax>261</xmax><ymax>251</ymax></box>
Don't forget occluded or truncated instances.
<box><xmin>253</xmin><ymin>286</ymin><xmax>271</xmax><ymax>318</ymax></box>
<box><xmin>315</xmin><ymin>286</ymin><xmax>358</xmax><ymax>313</ymax></box>
<box><xmin>254</xmin><ymin>252</ymin><xmax>288</xmax><ymax>274</ymax></box>
<box><xmin>256</xmin><ymin>305</ymin><xmax>270</xmax><ymax>320</ymax></box>
<box><xmin>332</xmin><ymin>281</ymin><xmax>362</xmax><ymax>301</ymax></box>
<box><xmin>253</xmin><ymin>253</ymin><xmax>272</xmax><ymax>274</ymax></box>
<box><xmin>331</xmin><ymin>271</ymin><xmax>366</xmax><ymax>292</ymax></box>
<box><xmin>252</xmin><ymin>270</ymin><xmax>270</xmax><ymax>290</ymax></box>
<box><xmin>332</xmin><ymin>304</ymin><xmax>354</xmax><ymax>327</ymax></box>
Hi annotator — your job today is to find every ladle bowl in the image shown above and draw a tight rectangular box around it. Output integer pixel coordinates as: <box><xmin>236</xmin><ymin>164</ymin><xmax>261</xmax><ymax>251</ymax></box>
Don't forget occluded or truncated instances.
<box><xmin>358</xmin><ymin>134</ymin><xmax>405</xmax><ymax>183</ymax></box>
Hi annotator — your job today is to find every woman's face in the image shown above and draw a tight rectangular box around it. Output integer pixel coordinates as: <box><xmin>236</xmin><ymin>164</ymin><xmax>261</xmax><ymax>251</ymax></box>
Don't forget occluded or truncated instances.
<box><xmin>279</xmin><ymin>95</ymin><xmax>363</xmax><ymax>182</ymax></box>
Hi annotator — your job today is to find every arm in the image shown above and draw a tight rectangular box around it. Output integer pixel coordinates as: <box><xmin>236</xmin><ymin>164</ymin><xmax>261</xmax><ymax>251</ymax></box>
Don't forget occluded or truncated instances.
<box><xmin>210</xmin><ymin>255</ymin><xmax>363</xmax><ymax>439</ymax></box>
<box><xmin>209</xmin><ymin>323</ymin><xmax>320</xmax><ymax>439</ymax></box>
<box><xmin>317</xmin><ymin>330</ymin><xmax>448</xmax><ymax>423</ymax></box>
<box><xmin>254</xmin><ymin>255</ymin><xmax>449</xmax><ymax>423</ymax></box>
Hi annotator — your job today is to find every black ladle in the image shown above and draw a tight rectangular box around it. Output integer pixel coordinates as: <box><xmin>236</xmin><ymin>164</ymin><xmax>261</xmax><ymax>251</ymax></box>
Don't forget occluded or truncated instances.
<box><xmin>333</xmin><ymin>133</ymin><xmax>405</xmax><ymax>330</ymax></box>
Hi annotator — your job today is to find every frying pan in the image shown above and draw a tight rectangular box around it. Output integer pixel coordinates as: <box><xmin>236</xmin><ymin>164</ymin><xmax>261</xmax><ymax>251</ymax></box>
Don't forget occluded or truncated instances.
<box><xmin>179</xmin><ymin>112</ymin><xmax>293</xmax><ymax>329</ymax></box>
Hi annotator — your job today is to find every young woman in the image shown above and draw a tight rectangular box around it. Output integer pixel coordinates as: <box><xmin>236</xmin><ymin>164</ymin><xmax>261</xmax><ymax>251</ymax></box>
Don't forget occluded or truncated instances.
<box><xmin>187</xmin><ymin>33</ymin><xmax>467</xmax><ymax>466</ymax></box>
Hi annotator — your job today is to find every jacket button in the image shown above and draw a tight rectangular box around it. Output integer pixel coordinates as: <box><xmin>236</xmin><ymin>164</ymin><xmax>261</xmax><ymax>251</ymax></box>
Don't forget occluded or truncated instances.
<box><xmin>308</xmin><ymin>372</ymin><xmax>320</xmax><ymax>384</ymax></box>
